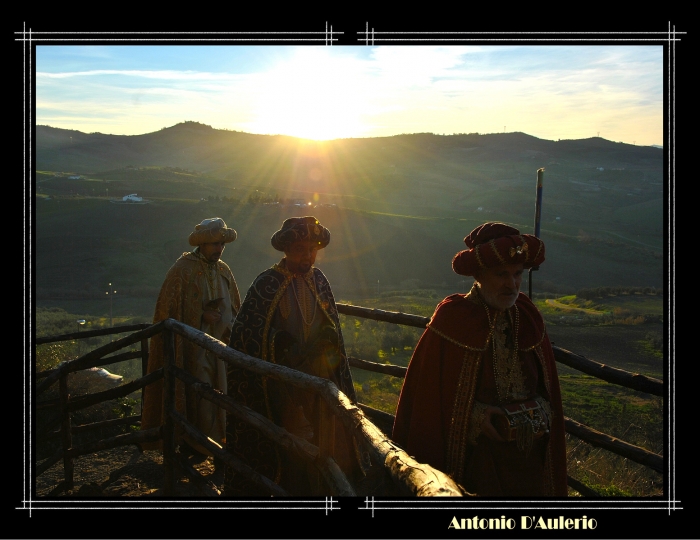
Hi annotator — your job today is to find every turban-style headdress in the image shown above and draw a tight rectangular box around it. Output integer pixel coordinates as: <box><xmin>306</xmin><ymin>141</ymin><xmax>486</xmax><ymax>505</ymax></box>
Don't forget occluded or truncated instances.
<box><xmin>188</xmin><ymin>217</ymin><xmax>237</xmax><ymax>246</ymax></box>
<box><xmin>452</xmin><ymin>222</ymin><xmax>545</xmax><ymax>277</ymax></box>
<box><xmin>270</xmin><ymin>216</ymin><xmax>331</xmax><ymax>252</ymax></box>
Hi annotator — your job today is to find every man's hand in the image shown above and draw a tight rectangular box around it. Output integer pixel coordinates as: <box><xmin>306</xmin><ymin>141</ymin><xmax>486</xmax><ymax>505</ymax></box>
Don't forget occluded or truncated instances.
<box><xmin>202</xmin><ymin>309</ymin><xmax>222</xmax><ymax>325</ymax></box>
<box><xmin>480</xmin><ymin>405</ymin><xmax>507</xmax><ymax>442</ymax></box>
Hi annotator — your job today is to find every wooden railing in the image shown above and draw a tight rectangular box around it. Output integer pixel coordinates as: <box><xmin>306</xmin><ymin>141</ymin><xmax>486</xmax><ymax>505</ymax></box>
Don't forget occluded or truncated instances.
<box><xmin>35</xmin><ymin>320</ymin><xmax>463</xmax><ymax>497</ymax></box>
<box><xmin>335</xmin><ymin>303</ymin><xmax>664</xmax><ymax>496</ymax></box>
<box><xmin>35</xmin><ymin>301</ymin><xmax>663</xmax><ymax>498</ymax></box>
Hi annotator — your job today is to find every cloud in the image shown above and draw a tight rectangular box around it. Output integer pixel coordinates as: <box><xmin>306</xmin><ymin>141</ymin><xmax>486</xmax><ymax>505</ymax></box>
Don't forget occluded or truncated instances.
<box><xmin>36</xmin><ymin>69</ymin><xmax>244</xmax><ymax>82</ymax></box>
<box><xmin>34</xmin><ymin>45</ymin><xmax>663</xmax><ymax>145</ymax></box>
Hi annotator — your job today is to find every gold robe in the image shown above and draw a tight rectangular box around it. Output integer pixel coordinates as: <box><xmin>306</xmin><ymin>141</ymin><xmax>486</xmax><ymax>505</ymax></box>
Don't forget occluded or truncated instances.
<box><xmin>140</xmin><ymin>250</ymin><xmax>241</xmax><ymax>452</ymax></box>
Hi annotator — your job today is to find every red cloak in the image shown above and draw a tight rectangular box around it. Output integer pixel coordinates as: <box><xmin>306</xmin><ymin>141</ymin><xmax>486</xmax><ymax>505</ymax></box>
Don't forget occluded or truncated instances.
<box><xmin>392</xmin><ymin>292</ymin><xmax>568</xmax><ymax>496</ymax></box>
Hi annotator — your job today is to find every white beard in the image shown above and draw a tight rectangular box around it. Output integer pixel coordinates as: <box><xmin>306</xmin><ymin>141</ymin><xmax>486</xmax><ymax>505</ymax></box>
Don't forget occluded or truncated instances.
<box><xmin>477</xmin><ymin>284</ymin><xmax>519</xmax><ymax>311</ymax></box>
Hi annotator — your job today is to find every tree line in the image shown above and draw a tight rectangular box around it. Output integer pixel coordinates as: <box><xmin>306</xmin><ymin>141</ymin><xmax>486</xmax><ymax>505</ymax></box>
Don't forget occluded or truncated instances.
<box><xmin>573</xmin><ymin>286</ymin><xmax>661</xmax><ymax>300</ymax></box>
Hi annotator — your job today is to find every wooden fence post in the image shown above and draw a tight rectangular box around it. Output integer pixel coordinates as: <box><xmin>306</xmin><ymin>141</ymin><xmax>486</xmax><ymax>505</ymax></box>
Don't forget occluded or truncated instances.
<box><xmin>59</xmin><ymin>371</ymin><xmax>74</xmax><ymax>490</ymax></box>
<box><xmin>140</xmin><ymin>337</ymin><xmax>149</xmax><ymax>414</ymax></box>
<box><xmin>162</xmin><ymin>329</ymin><xmax>176</xmax><ymax>496</ymax></box>
<box><xmin>315</xmin><ymin>401</ymin><xmax>335</xmax><ymax>493</ymax></box>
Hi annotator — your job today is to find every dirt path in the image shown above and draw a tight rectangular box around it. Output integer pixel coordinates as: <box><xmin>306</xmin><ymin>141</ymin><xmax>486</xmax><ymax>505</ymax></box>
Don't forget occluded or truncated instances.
<box><xmin>545</xmin><ymin>299</ymin><xmax>605</xmax><ymax>316</ymax></box>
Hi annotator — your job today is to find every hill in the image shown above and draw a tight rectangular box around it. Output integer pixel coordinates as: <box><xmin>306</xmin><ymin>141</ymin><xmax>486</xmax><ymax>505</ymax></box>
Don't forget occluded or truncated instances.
<box><xmin>34</xmin><ymin>123</ymin><xmax>664</xmax><ymax>318</ymax></box>
<box><xmin>35</xmin><ymin>122</ymin><xmax>663</xmax><ymax>230</ymax></box>
<box><xmin>36</xmin><ymin>122</ymin><xmax>662</xmax><ymax>176</ymax></box>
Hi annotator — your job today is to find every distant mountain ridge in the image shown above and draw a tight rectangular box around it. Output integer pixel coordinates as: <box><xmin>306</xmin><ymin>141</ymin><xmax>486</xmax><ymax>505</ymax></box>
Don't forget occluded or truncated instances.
<box><xmin>34</xmin><ymin>121</ymin><xmax>665</xmax><ymax>306</ymax></box>
<box><xmin>36</xmin><ymin>121</ymin><xmax>662</xmax><ymax>178</ymax></box>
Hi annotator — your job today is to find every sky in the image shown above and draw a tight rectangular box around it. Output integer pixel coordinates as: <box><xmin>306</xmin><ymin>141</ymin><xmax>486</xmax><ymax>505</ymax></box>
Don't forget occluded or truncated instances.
<box><xmin>35</xmin><ymin>45</ymin><xmax>664</xmax><ymax>146</ymax></box>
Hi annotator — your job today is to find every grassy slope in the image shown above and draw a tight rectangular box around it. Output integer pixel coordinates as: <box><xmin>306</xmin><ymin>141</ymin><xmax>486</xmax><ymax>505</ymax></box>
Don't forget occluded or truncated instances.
<box><xmin>35</xmin><ymin>194</ymin><xmax>664</xmax><ymax>321</ymax></box>
<box><xmin>37</xmin><ymin>288</ymin><xmax>664</xmax><ymax>496</ymax></box>
<box><xmin>36</xmin><ymin>128</ymin><xmax>664</xmax><ymax>313</ymax></box>
<box><xmin>34</xmin><ymin>129</ymin><xmax>666</xmax><ymax>496</ymax></box>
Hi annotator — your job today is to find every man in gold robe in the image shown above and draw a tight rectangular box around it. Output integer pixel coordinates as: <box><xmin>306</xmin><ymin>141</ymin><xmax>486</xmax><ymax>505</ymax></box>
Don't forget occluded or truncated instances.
<box><xmin>141</xmin><ymin>217</ymin><xmax>241</xmax><ymax>465</ymax></box>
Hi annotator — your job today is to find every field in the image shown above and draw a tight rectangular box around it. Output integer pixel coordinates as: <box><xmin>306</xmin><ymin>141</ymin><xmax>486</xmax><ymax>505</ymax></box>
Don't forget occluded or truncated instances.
<box><xmin>35</xmin><ymin>286</ymin><xmax>664</xmax><ymax>497</ymax></box>
<box><xmin>33</xmin><ymin>132</ymin><xmax>666</xmax><ymax>497</ymax></box>
<box><xmin>340</xmin><ymin>292</ymin><xmax>664</xmax><ymax>497</ymax></box>
<box><xmin>34</xmin><ymin>196</ymin><xmax>664</xmax><ymax>322</ymax></box>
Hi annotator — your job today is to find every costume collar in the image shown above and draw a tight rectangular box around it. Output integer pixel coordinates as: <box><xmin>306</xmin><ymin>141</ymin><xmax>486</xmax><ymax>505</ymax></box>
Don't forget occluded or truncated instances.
<box><xmin>192</xmin><ymin>248</ymin><xmax>218</xmax><ymax>266</ymax></box>
<box><xmin>427</xmin><ymin>285</ymin><xmax>516</xmax><ymax>351</ymax></box>
<box><xmin>273</xmin><ymin>259</ymin><xmax>314</xmax><ymax>279</ymax></box>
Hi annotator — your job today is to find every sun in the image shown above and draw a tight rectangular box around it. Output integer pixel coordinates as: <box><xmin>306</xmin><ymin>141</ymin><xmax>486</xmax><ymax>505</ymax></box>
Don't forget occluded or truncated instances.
<box><xmin>249</xmin><ymin>49</ymin><xmax>369</xmax><ymax>141</ymax></box>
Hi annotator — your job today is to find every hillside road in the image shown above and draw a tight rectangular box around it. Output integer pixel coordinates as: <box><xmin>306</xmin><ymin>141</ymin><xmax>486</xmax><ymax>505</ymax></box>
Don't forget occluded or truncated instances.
<box><xmin>545</xmin><ymin>299</ymin><xmax>606</xmax><ymax>316</ymax></box>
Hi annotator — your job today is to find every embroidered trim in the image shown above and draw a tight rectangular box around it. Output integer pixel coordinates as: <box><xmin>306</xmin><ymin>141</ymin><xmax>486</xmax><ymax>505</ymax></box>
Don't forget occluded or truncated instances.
<box><xmin>467</xmin><ymin>400</ymin><xmax>488</xmax><ymax>445</ymax></box>
<box><xmin>427</xmin><ymin>325</ymin><xmax>489</xmax><ymax>352</ymax></box>
<box><xmin>303</xmin><ymin>272</ymin><xmax>335</xmax><ymax>330</ymax></box>
<box><xmin>197</xmin><ymin>251</ymin><xmax>220</xmax><ymax>299</ymax></box>
<box><xmin>260</xmin><ymin>266</ymin><xmax>294</xmax><ymax>484</ymax></box>
<box><xmin>489</xmin><ymin>239</ymin><xmax>506</xmax><ymax>264</ymax></box>
<box><xmin>492</xmin><ymin>308</ymin><xmax>527</xmax><ymax>403</ymax></box>
<box><xmin>261</xmin><ymin>273</ymin><xmax>293</xmax><ymax>363</ymax></box>
<box><xmin>474</xmin><ymin>244</ymin><xmax>485</xmax><ymax>269</ymax></box>
<box><xmin>446</xmin><ymin>349</ymin><xmax>481</xmax><ymax>482</ymax></box>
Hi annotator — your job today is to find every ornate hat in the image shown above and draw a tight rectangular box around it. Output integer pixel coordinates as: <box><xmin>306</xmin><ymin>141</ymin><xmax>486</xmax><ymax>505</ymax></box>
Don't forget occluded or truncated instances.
<box><xmin>270</xmin><ymin>216</ymin><xmax>331</xmax><ymax>252</ymax></box>
<box><xmin>452</xmin><ymin>222</ymin><xmax>545</xmax><ymax>277</ymax></box>
<box><xmin>188</xmin><ymin>217</ymin><xmax>237</xmax><ymax>246</ymax></box>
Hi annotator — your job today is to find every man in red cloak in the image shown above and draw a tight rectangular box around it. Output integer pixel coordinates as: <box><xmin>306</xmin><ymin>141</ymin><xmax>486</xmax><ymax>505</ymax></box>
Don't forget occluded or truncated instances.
<box><xmin>392</xmin><ymin>222</ymin><xmax>568</xmax><ymax>496</ymax></box>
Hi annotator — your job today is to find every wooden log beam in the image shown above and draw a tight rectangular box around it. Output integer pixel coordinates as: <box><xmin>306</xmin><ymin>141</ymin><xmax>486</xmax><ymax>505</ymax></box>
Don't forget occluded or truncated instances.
<box><xmin>169</xmin><ymin>409</ymin><xmax>288</xmax><ymax>497</ymax></box>
<box><xmin>71</xmin><ymin>415</ymin><xmax>141</xmax><ymax>434</ymax></box>
<box><xmin>36</xmin><ymin>321</ymin><xmax>165</xmax><ymax>395</ymax></box>
<box><xmin>66</xmin><ymin>369</ymin><xmax>163</xmax><ymax>412</ymax></box>
<box><xmin>553</xmin><ymin>346</ymin><xmax>663</xmax><ymax>397</ymax></box>
<box><xmin>173</xmin><ymin>366</ymin><xmax>320</xmax><ymax>463</ymax></box>
<box><xmin>46</xmin><ymin>480</ymin><xmax>70</xmax><ymax>497</ymax></box>
<box><xmin>335</xmin><ymin>303</ymin><xmax>663</xmax><ymax>397</ymax></box>
<box><xmin>384</xmin><ymin>450</ymin><xmax>469</xmax><ymax>497</ymax></box>
<box><xmin>163</xmin><ymin>318</ymin><xmax>462</xmax><ymax>496</ymax></box>
<box><xmin>331</xmin><ymin>391</ymin><xmax>464</xmax><ymax>497</ymax></box>
<box><xmin>162</xmin><ymin>329</ymin><xmax>176</xmax><ymax>496</ymax></box>
<box><xmin>36</xmin><ymin>323</ymin><xmax>151</xmax><ymax>344</ymax></box>
<box><xmin>65</xmin><ymin>427</ymin><xmax>161</xmax><ymax>458</ymax></box>
<box><xmin>337</xmin><ymin>303</ymin><xmax>429</xmax><ymax>328</ymax></box>
<box><xmin>356</xmin><ymin>403</ymin><xmax>662</xmax><ymax>475</ymax></box>
<box><xmin>317</xmin><ymin>454</ymin><xmax>357</xmax><ymax>498</ymax></box>
<box><xmin>564</xmin><ymin>417</ymin><xmax>663</xmax><ymax>473</ymax></box>
<box><xmin>59</xmin><ymin>373</ymin><xmax>73</xmax><ymax>490</ymax></box>
<box><xmin>348</xmin><ymin>356</ymin><xmax>408</xmax><ymax>379</ymax></box>
<box><xmin>567</xmin><ymin>475</ymin><xmax>601</xmax><ymax>497</ymax></box>
<box><xmin>35</xmin><ymin>446</ymin><xmax>65</xmax><ymax>478</ymax></box>
<box><xmin>140</xmin><ymin>337</ymin><xmax>149</xmax><ymax>413</ymax></box>
<box><xmin>174</xmin><ymin>453</ymin><xmax>221</xmax><ymax>497</ymax></box>
<box><xmin>41</xmin><ymin>415</ymin><xmax>142</xmax><ymax>442</ymax></box>
<box><xmin>357</xmin><ymin>404</ymin><xmax>395</xmax><ymax>436</ymax></box>
<box><xmin>36</xmin><ymin>350</ymin><xmax>142</xmax><ymax>380</ymax></box>
<box><xmin>36</xmin><ymin>399</ymin><xmax>59</xmax><ymax>411</ymax></box>
<box><xmin>37</xmin><ymin>370</ymin><xmax>161</xmax><ymax>412</ymax></box>
<box><xmin>175</xmin><ymin>367</ymin><xmax>356</xmax><ymax>496</ymax></box>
